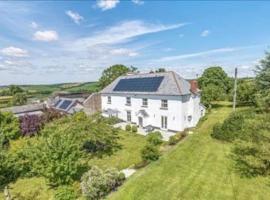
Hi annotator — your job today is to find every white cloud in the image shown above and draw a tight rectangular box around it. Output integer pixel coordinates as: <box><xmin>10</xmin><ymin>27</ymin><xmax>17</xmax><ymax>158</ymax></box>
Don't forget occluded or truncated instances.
<box><xmin>158</xmin><ymin>48</ymin><xmax>236</xmax><ymax>62</ymax></box>
<box><xmin>33</xmin><ymin>30</ymin><xmax>59</xmax><ymax>42</ymax></box>
<box><xmin>65</xmin><ymin>10</ymin><xmax>83</xmax><ymax>24</ymax></box>
<box><xmin>110</xmin><ymin>48</ymin><xmax>138</xmax><ymax>57</ymax></box>
<box><xmin>132</xmin><ymin>0</ymin><xmax>144</xmax><ymax>5</ymax></box>
<box><xmin>96</xmin><ymin>0</ymin><xmax>120</xmax><ymax>11</ymax></box>
<box><xmin>73</xmin><ymin>20</ymin><xmax>188</xmax><ymax>49</ymax></box>
<box><xmin>201</xmin><ymin>30</ymin><xmax>210</xmax><ymax>37</ymax></box>
<box><xmin>30</xmin><ymin>21</ymin><xmax>38</xmax><ymax>29</ymax></box>
<box><xmin>1</xmin><ymin>46</ymin><xmax>29</xmax><ymax>57</ymax></box>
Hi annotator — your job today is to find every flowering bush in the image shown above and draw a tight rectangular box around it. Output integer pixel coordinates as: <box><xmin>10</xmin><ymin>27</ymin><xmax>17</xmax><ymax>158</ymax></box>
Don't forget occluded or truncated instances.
<box><xmin>81</xmin><ymin>166</ymin><xmax>125</xmax><ymax>200</ymax></box>
<box><xmin>19</xmin><ymin>115</ymin><xmax>43</xmax><ymax>136</ymax></box>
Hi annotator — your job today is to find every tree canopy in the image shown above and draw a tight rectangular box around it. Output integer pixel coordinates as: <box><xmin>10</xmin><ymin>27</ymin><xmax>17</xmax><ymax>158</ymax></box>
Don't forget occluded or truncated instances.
<box><xmin>255</xmin><ymin>51</ymin><xmax>270</xmax><ymax>111</ymax></box>
<box><xmin>198</xmin><ymin>66</ymin><xmax>231</xmax><ymax>106</ymax></box>
<box><xmin>98</xmin><ymin>64</ymin><xmax>136</xmax><ymax>89</ymax></box>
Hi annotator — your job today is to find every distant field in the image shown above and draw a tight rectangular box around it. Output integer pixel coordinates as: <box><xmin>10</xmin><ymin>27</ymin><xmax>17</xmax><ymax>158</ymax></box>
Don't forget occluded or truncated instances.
<box><xmin>0</xmin><ymin>82</ymin><xmax>99</xmax><ymax>108</ymax></box>
<box><xmin>0</xmin><ymin>82</ymin><xmax>99</xmax><ymax>100</ymax></box>
<box><xmin>0</xmin><ymin>96</ymin><xmax>12</xmax><ymax>108</ymax></box>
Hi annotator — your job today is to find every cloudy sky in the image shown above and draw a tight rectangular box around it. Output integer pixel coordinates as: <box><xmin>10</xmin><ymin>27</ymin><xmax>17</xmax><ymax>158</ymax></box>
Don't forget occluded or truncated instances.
<box><xmin>0</xmin><ymin>1</ymin><xmax>269</xmax><ymax>85</ymax></box>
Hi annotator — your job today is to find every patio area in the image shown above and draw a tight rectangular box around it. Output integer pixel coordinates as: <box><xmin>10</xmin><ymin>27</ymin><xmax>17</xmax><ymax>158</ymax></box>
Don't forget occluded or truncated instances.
<box><xmin>113</xmin><ymin>122</ymin><xmax>177</xmax><ymax>141</ymax></box>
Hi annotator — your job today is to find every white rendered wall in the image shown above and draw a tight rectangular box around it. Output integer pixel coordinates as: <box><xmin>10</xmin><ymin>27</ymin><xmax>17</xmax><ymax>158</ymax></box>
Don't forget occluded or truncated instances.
<box><xmin>101</xmin><ymin>93</ymin><xmax>203</xmax><ymax>132</ymax></box>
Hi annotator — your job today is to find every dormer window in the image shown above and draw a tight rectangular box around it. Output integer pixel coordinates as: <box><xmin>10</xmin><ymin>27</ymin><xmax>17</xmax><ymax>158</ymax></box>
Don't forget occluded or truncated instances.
<box><xmin>107</xmin><ymin>96</ymin><xmax>111</xmax><ymax>104</ymax></box>
<box><xmin>126</xmin><ymin>97</ymin><xmax>131</xmax><ymax>106</ymax></box>
<box><xmin>161</xmin><ymin>99</ymin><xmax>168</xmax><ymax>109</ymax></box>
<box><xmin>142</xmin><ymin>98</ymin><xmax>148</xmax><ymax>107</ymax></box>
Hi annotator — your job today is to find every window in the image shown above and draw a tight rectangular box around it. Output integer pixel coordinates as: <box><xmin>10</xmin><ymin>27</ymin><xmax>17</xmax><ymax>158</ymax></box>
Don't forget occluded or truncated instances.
<box><xmin>161</xmin><ymin>99</ymin><xmax>168</xmax><ymax>109</ymax></box>
<box><xmin>107</xmin><ymin>96</ymin><xmax>111</xmax><ymax>104</ymax></box>
<box><xmin>126</xmin><ymin>97</ymin><xmax>131</xmax><ymax>106</ymax></box>
<box><xmin>161</xmin><ymin>116</ymin><xmax>168</xmax><ymax>129</ymax></box>
<box><xmin>188</xmin><ymin>115</ymin><xmax>192</xmax><ymax>122</ymax></box>
<box><xmin>142</xmin><ymin>98</ymin><xmax>148</xmax><ymax>107</ymax></box>
<box><xmin>127</xmin><ymin>111</ymin><xmax>131</xmax><ymax>122</ymax></box>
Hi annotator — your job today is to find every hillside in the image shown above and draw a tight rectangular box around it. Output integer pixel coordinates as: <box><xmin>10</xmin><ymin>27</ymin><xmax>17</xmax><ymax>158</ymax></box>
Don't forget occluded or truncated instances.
<box><xmin>109</xmin><ymin>103</ymin><xmax>270</xmax><ymax>200</ymax></box>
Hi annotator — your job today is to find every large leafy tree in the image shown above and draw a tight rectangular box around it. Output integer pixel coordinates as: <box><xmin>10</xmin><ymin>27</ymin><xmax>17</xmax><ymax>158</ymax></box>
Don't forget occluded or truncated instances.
<box><xmin>237</xmin><ymin>79</ymin><xmax>256</xmax><ymax>105</ymax></box>
<box><xmin>198</xmin><ymin>66</ymin><xmax>231</xmax><ymax>106</ymax></box>
<box><xmin>24</xmin><ymin>129</ymin><xmax>85</xmax><ymax>186</ymax></box>
<box><xmin>255</xmin><ymin>51</ymin><xmax>270</xmax><ymax>111</ymax></box>
<box><xmin>98</xmin><ymin>64</ymin><xmax>135</xmax><ymax>89</ymax></box>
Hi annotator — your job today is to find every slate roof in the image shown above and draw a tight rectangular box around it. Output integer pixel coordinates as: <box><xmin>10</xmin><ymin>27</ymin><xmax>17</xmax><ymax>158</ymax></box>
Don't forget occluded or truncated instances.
<box><xmin>100</xmin><ymin>71</ymin><xmax>194</xmax><ymax>96</ymax></box>
<box><xmin>0</xmin><ymin>103</ymin><xmax>45</xmax><ymax>115</ymax></box>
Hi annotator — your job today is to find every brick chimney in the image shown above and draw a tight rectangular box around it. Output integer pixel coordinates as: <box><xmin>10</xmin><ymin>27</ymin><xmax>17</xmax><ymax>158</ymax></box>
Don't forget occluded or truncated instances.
<box><xmin>189</xmin><ymin>80</ymin><xmax>199</xmax><ymax>93</ymax></box>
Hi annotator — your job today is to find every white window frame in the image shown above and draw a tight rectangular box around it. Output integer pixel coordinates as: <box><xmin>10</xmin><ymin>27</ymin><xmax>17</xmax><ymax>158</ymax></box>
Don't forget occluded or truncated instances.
<box><xmin>142</xmin><ymin>98</ymin><xmax>148</xmax><ymax>107</ymax></box>
<box><xmin>107</xmin><ymin>96</ymin><xmax>111</xmax><ymax>104</ymax></box>
<box><xmin>161</xmin><ymin>99</ymin><xmax>168</xmax><ymax>109</ymax></box>
<box><xmin>126</xmin><ymin>97</ymin><xmax>131</xmax><ymax>106</ymax></box>
<box><xmin>127</xmin><ymin>111</ymin><xmax>132</xmax><ymax>122</ymax></box>
<box><xmin>161</xmin><ymin>116</ymin><xmax>168</xmax><ymax>129</ymax></box>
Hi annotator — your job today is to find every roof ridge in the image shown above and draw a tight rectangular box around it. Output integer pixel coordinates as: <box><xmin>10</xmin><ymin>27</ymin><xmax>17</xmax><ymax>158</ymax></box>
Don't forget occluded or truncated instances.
<box><xmin>171</xmin><ymin>71</ymin><xmax>182</xmax><ymax>95</ymax></box>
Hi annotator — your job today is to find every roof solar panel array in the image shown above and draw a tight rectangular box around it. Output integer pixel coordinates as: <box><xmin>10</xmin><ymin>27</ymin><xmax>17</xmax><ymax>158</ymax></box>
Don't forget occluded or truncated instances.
<box><xmin>113</xmin><ymin>76</ymin><xmax>164</xmax><ymax>92</ymax></box>
<box><xmin>59</xmin><ymin>100</ymin><xmax>72</xmax><ymax>110</ymax></box>
<box><xmin>54</xmin><ymin>99</ymin><xmax>62</xmax><ymax>107</ymax></box>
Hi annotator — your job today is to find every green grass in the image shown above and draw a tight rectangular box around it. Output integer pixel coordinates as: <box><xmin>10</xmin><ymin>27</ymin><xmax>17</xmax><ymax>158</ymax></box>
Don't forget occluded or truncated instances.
<box><xmin>109</xmin><ymin>104</ymin><xmax>270</xmax><ymax>200</ymax></box>
<box><xmin>88</xmin><ymin>130</ymin><xmax>147</xmax><ymax>170</ymax></box>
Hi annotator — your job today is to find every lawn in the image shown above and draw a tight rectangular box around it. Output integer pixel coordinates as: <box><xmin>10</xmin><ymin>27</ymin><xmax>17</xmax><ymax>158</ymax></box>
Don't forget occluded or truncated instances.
<box><xmin>109</xmin><ymin>103</ymin><xmax>270</xmax><ymax>200</ymax></box>
<box><xmin>1</xmin><ymin>130</ymin><xmax>146</xmax><ymax>200</ymax></box>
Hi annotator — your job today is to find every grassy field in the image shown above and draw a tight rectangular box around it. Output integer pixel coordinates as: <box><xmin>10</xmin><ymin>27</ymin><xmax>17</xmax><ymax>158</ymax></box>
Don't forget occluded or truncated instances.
<box><xmin>0</xmin><ymin>96</ymin><xmax>12</xmax><ymax>108</ymax></box>
<box><xmin>109</xmin><ymin>103</ymin><xmax>270</xmax><ymax>200</ymax></box>
<box><xmin>0</xmin><ymin>82</ymin><xmax>99</xmax><ymax>102</ymax></box>
<box><xmin>1</xmin><ymin>130</ymin><xmax>146</xmax><ymax>199</ymax></box>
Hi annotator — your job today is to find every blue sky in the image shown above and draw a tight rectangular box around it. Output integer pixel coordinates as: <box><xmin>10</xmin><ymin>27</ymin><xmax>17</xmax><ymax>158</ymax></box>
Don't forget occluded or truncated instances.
<box><xmin>0</xmin><ymin>0</ymin><xmax>269</xmax><ymax>85</ymax></box>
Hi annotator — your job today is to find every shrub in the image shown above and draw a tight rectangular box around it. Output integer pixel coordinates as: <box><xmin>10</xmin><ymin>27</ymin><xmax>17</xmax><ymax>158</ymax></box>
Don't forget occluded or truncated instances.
<box><xmin>131</xmin><ymin>125</ymin><xmax>137</xmax><ymax>133</ymax></box>
<box><xmin>141</xmin><ymin>144</ymin><xmax>160</xmax><ymax>162</ymax></box>
<box><xmin>125</xmin><ymin>124</ymin><xmax>131</xmax><ymax>131</ymax></box>
<box><xmin>19</xmin><ymin>114</ymin><xmax>44</xmax><ymax>137</ymax></box>
<box><xmin>211</xmin><ymin>112</ymin><xmax>245</xmax><ymax>142</ymax></box>
<box><xmin>147</xmin><ymin>131</ymin><xmax>163</xmax><ymax>146</ymax></box>
<box><xmin>55</xmin><ymin>186</ymin><xmax>77</xmax><ymax>200</ymax></box>
<box><xmin>0</xmin><ymin>150</ymin><xmax>20</xmax><ymax>186</ymax></box>
<box><xmin>81</xmin><ymin>166</ymin><xmax>125</xmax><ymax>200</ymax></box>
<box><xmin>0</xmin><ymin>133</ymin><xmax>9</xmax><ymax>149</ymax></box>
<box><xmin>168</xmin><ymin>135</ymin><xmax>179</xmax><ymax>145</ymax></box>
<box><xmin>0</xmin><ymin>111</ymin><xmax>20</xmax><ymax>140</ymax></box>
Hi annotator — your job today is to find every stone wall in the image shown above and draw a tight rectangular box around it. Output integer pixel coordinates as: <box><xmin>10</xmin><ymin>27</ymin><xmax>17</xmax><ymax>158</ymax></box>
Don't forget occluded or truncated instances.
<box><xmin>83</xmin><ymin>93</ymin><xmax>101</xmax><ymax>115</ymax></box>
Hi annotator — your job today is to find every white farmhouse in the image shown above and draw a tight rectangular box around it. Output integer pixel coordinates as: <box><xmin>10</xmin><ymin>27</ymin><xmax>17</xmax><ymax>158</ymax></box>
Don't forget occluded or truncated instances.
<box><xmin>100</xmin><ymin>71</ymin><xmax>205</xmax><ymax>132</ymax></box>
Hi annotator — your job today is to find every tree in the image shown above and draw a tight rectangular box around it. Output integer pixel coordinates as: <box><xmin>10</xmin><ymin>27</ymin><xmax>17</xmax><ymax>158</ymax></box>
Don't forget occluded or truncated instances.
<box><xmin>9</xmin><ymin>85</ymin><xmax>24</xmax><ymax>95</ymax></box>
<box><xmin>237</xmin><ymin>79</ymin><xmax>256</xmax><ymax>105</ymax></box>
<box><xmin>255</xmin><ymin>51</ymin><xmax>270</xmax><ymax>111</ymax></box>
<box><xmin>198</xmin><ymin>66</ymin><xmax>231</xmax><ymax>105</ymax></box>
<box><xmin>24</xmin><ymin>130</ymin><xmax>85</xmax><ymax>186</ymax></box>
<box><xmin>98</xmin><ymin>65</ymin><xmax>132</xmax><ymax>89</ymax></box>
<box><xmin>0</xmin><ymin>112</ymin><xmax>20</xmax><ymax>140</ymax></box>
<box><xmin>200</xmin><ymin>84</ymin><xmax>222</xmax><ymax>106</ymax></box>
<box><xmin>12</xmin><ymin>93</ymin><xmax>27</xmax><ymax>106</ymax></box>
<box><xmin>155</xmin><ymin>68</ymin><xmax>166</xmax><ymax>73</ymax></box>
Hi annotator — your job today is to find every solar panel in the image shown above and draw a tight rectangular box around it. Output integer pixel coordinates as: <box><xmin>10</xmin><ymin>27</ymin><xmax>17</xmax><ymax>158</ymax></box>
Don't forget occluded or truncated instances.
<box><xmin>113</xmin><ymin>76</ymin><xmax>164</xmax><ymax>92</ymax></box>
<box><xmin>54</xmin><ymin>99</ymin><xmax>62</xmax><ymax>107</ymax></box>
<box><xmin>59</xmin><ymin>100</ymin><xmax>72</xmax><ymax>110</ymax></box>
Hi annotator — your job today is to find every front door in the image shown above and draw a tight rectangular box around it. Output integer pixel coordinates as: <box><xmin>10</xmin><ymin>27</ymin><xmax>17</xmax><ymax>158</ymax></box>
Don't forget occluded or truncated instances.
<box><xmin>138</xmin><ymin>117</ymin><xmax>143</xmax><ymax>127</ymax></box>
